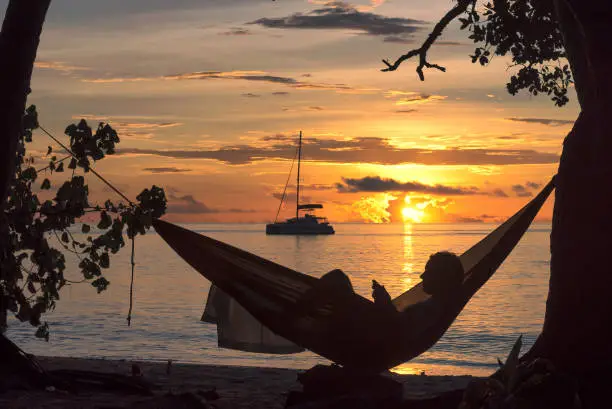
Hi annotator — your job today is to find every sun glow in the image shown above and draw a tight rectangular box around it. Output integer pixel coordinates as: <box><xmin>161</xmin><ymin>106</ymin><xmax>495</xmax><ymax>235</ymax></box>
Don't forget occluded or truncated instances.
<box><xmin>401</xmin><ymin>196</ymin><xmax>425</xmax><ymax>223</ymax></box>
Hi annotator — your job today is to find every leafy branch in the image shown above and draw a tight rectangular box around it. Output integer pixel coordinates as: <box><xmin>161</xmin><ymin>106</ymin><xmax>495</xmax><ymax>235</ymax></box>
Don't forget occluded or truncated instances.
<box><xmin>1</xmin><ymin>105</ymin><xmax>167</xmax><ymax>340</ymax></box>
<box><xmin>382</xmin><ymin>0</ymin><xmax>475</xmax><ymax>79</ymax></box>
<box><xmin>383</xmin><ymin>0</ymin><xmax>573</xmax><ymax>106</ymax></box>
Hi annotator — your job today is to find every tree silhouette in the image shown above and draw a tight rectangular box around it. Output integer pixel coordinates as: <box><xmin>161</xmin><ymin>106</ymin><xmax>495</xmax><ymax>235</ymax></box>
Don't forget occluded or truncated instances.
<box><xmin>385</xmin><ymin>0</ymin><xmax>612</xmax><ymax>405</ymax></box>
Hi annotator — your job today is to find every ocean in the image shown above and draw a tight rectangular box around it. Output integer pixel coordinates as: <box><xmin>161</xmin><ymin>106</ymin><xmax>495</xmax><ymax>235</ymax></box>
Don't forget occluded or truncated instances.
<box><xmin>6</xmin><ymin>222</ymin><xmax>551</xmax><ymax>377</ymax></box>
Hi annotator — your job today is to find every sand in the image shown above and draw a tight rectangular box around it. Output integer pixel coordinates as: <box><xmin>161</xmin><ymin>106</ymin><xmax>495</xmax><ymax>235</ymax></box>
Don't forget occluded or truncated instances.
<box><xmin>0</xmin><ymin>357</ymin><xmax>475</xmax><ymax>408</ymax></box>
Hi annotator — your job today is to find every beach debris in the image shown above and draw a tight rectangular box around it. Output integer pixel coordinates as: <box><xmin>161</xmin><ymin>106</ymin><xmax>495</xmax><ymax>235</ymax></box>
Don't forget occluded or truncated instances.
<box><xmin>459</xmin><ymin>335</ymin><xmax>581</xmax><ymax>409</ymax></box>
<box><xmin>132</xmin><ymin>363</ymin><xmax>143</xmax><ymax>377</ymax></box>
<box><xmin>287</xmin><ymin>364</ymin><xmax>402</xmax><ymax>408</ymax></box>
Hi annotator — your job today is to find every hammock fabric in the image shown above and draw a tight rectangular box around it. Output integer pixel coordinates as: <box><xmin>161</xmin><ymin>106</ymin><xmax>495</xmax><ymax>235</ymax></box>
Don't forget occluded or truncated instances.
<box><xmin>153</xmin><ymin>179</ymin><xmax>554</xmax><ymax>372</ymax></box>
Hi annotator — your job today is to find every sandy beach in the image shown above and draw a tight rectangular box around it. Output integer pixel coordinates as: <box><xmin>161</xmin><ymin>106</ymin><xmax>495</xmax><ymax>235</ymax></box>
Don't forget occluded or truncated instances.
<box><xmin>0</xmin><ymin>356</ymin><xmax>475</xmax><ymax>408</ymax></box>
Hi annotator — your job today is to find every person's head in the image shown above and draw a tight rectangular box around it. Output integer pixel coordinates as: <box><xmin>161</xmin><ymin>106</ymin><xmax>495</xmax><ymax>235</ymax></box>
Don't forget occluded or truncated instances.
<box><xmin>420</xmin><ymin>251</ymin><xmax>464</xmax><ymax>296</ymax></box>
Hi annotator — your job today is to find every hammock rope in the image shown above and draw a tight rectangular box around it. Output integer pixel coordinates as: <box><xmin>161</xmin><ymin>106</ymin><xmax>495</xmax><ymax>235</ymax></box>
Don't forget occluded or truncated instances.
<box><xmin>36</xmin><ymin>123</ymin><xmax>138</xmax><ymax>325</ymax></box>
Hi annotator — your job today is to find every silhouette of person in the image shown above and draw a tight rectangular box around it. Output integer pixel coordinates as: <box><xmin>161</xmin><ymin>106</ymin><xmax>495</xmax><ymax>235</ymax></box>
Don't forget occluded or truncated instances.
<box><xmin>372</xmin><ymin>280</ymin><xmax>397</xmax><ymax>314</ymax></box>
<box><xmin>296</xmin><ymin>268</ymin><xmax>354</xmax><ymax>314</ymax></box>
<box><xmin>371</xmin><ymin>251</ymin><xmax>463</xmax><ymax>318</ymax></box>
<box><xmin>420</xmin><ymin>251</ymin><xmax>464</xmax><ymax>297</ymax></box>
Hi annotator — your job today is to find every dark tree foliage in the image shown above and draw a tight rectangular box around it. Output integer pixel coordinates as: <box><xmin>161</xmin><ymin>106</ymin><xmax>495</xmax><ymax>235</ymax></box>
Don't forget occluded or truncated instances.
<box><xmin>0</xmin><ymin>106</ymin><xmax>167</xmax><ymax>340</ymax></box>
<box><xmin>384</xmin><ymin>0</ymin><xmax>574</xmax><ymax>107</ymax></box>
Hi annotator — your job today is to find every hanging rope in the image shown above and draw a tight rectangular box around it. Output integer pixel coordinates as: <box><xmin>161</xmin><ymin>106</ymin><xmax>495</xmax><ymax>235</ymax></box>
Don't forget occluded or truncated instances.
<box><xmin>274</xmin><ymin>146</ymin><xmax>299</xmax><ymax>223</ymax></box>
<box><xmin>127</xmin><ymin>235</ymin><xmax>135</xmax><ymax>326</ymax></box>
<box><xmin>37</xmin><ymin>124</ymin><xmax>138</xmax><ymax>325</ymax></box>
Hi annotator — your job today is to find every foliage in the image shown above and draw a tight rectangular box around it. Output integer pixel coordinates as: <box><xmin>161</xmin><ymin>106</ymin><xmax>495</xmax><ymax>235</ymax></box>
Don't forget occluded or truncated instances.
<box><xmin>459</xmin><ymin>336</ymin><xmax>581</xmax><ymax>409</ymax></box>
<box><xmin>385</xmin><ymin>0</ymin><xmax>573</xmax><ymax>107</ymax></box>
<box><xmin>0</xmin><ymin>105</ymin><xmax>167</xmax><ymax>339</ymax></box>
<box><xmin>459</xmin><ymin>0</ymin><xmax>573</xmax><ymax>107</ymax></box>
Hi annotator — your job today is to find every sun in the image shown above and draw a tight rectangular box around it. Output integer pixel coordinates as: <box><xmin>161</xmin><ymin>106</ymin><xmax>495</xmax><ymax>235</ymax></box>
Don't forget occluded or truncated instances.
<box><xmin>402</xmin><ymin>206</ymin><xmax>424</xmax><ymax>223</ymax></box>
<box><xmin>401</xmin><ymin>196</ymin><xmax>425</xmax><ymax>223</ymax></box>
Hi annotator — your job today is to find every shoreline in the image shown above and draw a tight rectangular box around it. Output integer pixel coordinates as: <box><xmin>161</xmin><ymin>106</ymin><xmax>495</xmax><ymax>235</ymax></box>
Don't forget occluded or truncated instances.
<box><xmin>1</xmin><ymin>356</ymin><xmax>476</xmax><ymax>408</ymax></box>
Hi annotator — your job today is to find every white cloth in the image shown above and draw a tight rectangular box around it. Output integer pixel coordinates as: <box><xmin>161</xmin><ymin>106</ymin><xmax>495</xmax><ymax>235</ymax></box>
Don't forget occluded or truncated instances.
<box><xmin>202</xmin><ymin>285</ymin><xmax>305</xmax><ymax>354</ymax></box>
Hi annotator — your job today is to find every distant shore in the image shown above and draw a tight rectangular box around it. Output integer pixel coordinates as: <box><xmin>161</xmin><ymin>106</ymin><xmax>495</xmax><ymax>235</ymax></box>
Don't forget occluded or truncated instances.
<box><xmin>1</xmin><ymin>356</ymin><xmax>476</xmax><ymax>408</ymax></box>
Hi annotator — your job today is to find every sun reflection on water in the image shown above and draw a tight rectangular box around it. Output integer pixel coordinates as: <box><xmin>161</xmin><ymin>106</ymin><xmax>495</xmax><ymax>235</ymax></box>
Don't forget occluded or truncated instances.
<box><xmin>402</xmin><ymin>223</ymin><xmax>416</xmax><ymax>292</ymax></box>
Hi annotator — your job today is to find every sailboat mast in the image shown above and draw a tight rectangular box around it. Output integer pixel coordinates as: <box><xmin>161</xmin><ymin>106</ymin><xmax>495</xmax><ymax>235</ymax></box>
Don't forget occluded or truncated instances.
<box><xmin>296</xmin><ymin>131</ymin><xmax>302</xmax><ymax>219</ymax></box>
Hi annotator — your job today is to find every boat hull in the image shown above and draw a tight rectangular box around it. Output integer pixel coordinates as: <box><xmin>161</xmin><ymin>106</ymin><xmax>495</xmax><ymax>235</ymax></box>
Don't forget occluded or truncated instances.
<box><xmin>265</xmin><ymin>223</ymin><xmax>335</xmax><ymax>235</ymax></box>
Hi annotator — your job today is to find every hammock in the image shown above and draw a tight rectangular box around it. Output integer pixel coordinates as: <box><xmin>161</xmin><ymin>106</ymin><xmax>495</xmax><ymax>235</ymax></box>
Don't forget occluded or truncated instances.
<box><xmin>153</xmin><ymin>179</ymin><xmax>554</xmax><ymax>372</ymax></box>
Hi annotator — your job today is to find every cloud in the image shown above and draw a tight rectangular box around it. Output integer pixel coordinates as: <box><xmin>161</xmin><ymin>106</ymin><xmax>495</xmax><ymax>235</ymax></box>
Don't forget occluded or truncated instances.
<box><xmin>241</xmin><ymin>93</ymin><xmax>261</xmax><ymax>98</ymax></box>
<box><xmin>395</xmin><ymin>109</ymin><xmax>417</xmax><ymax>114</ymax></box>
<box><xmin>511</xmin><ymin>181</ymin><xmax>542</xmax><ymax>197</ymax></box>
<box><xmin>336</xmin><ymin>176</ymin><xmax>480</xmax><ymax>195</ymax></box>
<box><xmin>35</xmin><ymin>60</ymin><xmax>88</xmax><ymax>74</ymax></box>
<box><xmin>219</xmin><ymin>28</ymin><xmax>252</xmax><ymax>36</ymax></box>
<box><xmin>82</xmin><ymin>69</ymin><xmax>373</xmax><ymax>93</ymax></box>
<box><xmin>382</xmin><ymin>35</ymin><xmax>414</xmax><ymax>44</ymax></box>
<box><xmin>168</xmin><ymin>193</ymin><xmax>256</xmax><ymax>214</ymax></box>
<box><xmin>249</xmin><ymin>2</ymin><xmax>425</xmax><ymax>43</ymax></box>
<box><xmin>271</xmin><ymin>91</ymin><xmax>290</xmax><ymax>96</ymax></box>
<box><xmin>142</xmin><ymin>167</ymin><xmax>192</xmax><ymax>173</ymax></box>
<box><xmin>395</xmin><ymin>94</ymin><xmax>447</xmax><ymax>105</ymax></box>
<box><xmin>506</xmin><ymin>117</ymin><xmax>575</xmax><ymax>126</ymax></box>
<box><xmin>118</xmin><ymin>135</ymin><xmax>559</xmax><ymax>166</ymax></box>
<box><xmin>492</xmin><ymin>188</ymin><xmax>509</xmax><ymax>198</ymax></box>
<box><xmin>526</xmin><ymin>181</ymin><xmax>541</xmax><ymax>189</ymax></box>
<box><xmin>512</xmin><ymin>184</ymin><xmax>532</xmax><ymax>197</ymax></box>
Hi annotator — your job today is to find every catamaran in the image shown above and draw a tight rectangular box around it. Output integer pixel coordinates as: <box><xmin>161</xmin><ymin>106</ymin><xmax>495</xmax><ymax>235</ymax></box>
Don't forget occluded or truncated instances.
<box><xmin>265</xmin><ymin>131</ymin><xmax>335</xmax><ymax>235</ymax></box>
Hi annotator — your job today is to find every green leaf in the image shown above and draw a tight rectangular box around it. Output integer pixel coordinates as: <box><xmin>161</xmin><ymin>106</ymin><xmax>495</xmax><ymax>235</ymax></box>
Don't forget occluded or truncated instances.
<box><xmin>41</xmin><ymin>178</ymin><xmax>51</xmax><ymax>190</ymax></box>
<box><xmin>82</xmin><ymin>224</ymin><xmax>91</xmax><ymax>233</ymax></box>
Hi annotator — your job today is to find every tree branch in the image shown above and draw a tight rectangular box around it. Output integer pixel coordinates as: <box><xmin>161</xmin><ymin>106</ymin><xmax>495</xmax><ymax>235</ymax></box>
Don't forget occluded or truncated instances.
<box><xmin>382</xmin><ymin>0</ymin><xmax>474</xmax><ymax>80</ymax></box>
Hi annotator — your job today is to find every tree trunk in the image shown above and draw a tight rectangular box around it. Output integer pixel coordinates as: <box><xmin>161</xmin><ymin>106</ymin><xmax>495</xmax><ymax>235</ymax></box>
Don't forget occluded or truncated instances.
<box><xmin>529</xmin><ymin>0</ymin><xmax>612</xmax><ymax>380</ymax></box>
<box><xmin>0</xmin><ymin>0</ymin><xmax>51</xmax><ymax>386</ymax></box>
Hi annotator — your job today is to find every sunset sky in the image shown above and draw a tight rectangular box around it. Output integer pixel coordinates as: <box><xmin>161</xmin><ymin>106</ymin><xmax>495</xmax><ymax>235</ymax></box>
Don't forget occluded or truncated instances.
<box><xmin>7</xmin><ymin>0</ymin><xmax>577</xmax><ymax>223</ymax></box>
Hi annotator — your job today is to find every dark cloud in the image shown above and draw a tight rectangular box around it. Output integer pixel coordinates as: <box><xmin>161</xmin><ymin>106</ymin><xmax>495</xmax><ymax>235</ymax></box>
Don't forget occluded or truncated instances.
<box><xmin>512</xmin><ymin>184</ymin><xmax>533</xmax><ymax>197</ymax></box>
<box><xmin>526</xmin><ymin>181</ymin><xmax>541</xmax><ymax>189</ymax></box>
<box><xmin>249</xmin><ymin>2</ymin><xmax>424</xmax><ymax>42</ymax></box>
<box><xmin>336</xmin><ymin>176</ymin><xmax>480</xmax><ymax>195</ymax></box>
<box><xmin>271</xmin><ymin>91</ymin><xmax>290</xmax><ymax>96</ymax></box>
<box><xmin>383</xmin><ymin>35</ymin><xmax>414</xmax><ymax>44</ymax></box>
<box><xmin>395</xmin><ymin>109</ymin><xmax>417</xmax><ymax>114</ymax></box>
<box><xmin>272</xmin><ymin>192</ymin><xmax>312</xmax><ymax>204</ymax></box>
<box><xmin>492</xmin><ymin>188</ymin><xmax>509</xmax><ymax>198</ymax></box>
<box><xmin>168</xmin><ymin>193</ymin><xmax>257</xmax><ymax>214</ymax></box>
<box><xmin>308</xmin><ymin>106</ymin><xmax>324</xmax><ymax>111</ymax></box>
<box><xmin>241</xmin><ymin>92</ymin><xmax>261</xmax><ymax>98</ymax></box>
<box><xmin>511</xmin><ymin>181</ymin><xmax>542</xmax><ymax>197</ymax></box>
<box><xmin>142</xmin><ymin>167</ymin><xmax>192</xmax><ymax>173</ymax></box>
<box><xmin>219</xmin><ymin>28</ymin><xmax>252</xmax><ymax>36</ymax></box>
<box><xmin>86</xmin><ymin>70</ymin><xmax>362</xmax><ymax>93</ymax></box>
<box><xmin>436</xmin><ymin>41</ymin><xmax>466</xmax><ymax>46</ymax></box>
<box><xmin>506</xmin><ymin>117</ymin><xmax>575</xmax><ymax>126</ymax></box>
<box><xmin>496</xmin><ymin>135</ymin><xmax>521</xmax><ymax>140</ymax></box>
<box><xmin>119</xmin><ymin>135</ymin><xmax>559</xmax><ymax>166</ymax></box>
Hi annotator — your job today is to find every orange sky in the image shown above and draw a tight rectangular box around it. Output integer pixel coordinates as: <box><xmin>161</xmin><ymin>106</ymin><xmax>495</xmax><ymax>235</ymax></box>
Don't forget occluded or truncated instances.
<box><xmin>13</xmin><ymin>0</ymin><xmax>574</xmax><ymax>223</ymax></box>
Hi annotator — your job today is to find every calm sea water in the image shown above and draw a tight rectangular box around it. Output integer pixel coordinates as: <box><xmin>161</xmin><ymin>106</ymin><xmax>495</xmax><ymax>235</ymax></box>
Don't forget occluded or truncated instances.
<box><xmin>6</xmin><ymin>223</ymin><xmax>551</xmax><ymax>376</ymax></box>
